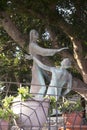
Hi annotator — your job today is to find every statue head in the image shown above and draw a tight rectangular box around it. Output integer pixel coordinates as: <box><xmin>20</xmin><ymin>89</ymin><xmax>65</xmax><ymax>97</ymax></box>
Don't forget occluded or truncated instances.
<box><xmin>29</xmin><ymin>29</ymin><xmax>39</xmax><ymax>43</ymax></box>
<box><xmin>61</xmin><ymin>58</ymin><xmax>71</xmax><ymax>69</ymax></box>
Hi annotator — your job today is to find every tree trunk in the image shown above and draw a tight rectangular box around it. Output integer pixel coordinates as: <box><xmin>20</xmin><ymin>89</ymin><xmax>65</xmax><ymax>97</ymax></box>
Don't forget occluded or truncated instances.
<box><xmin>0</xmin><ymin>12</ymin><xmax>28</xmax><ymax>49</ymax></box>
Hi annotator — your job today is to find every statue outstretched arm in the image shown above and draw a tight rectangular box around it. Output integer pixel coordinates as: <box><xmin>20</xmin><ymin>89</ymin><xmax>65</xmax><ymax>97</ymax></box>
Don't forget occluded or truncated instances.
<box><xmin>30</xmin><ymin>43</ymin><xmax>68</xmax><ymax>56</ymax></box>
<box><xmin>33</xmin><ymin>57</ymin><xmax>51</xmax><ymax>72</ymax></box>
<box><xmin>63</xmin><ymin>73</ymin><xmax>72</xmax><ymax>96</ymax></box>
<box><xmin>29</xmin><ymin>29</ymin><xmax>68</xmax><ymax>56</ymax></box>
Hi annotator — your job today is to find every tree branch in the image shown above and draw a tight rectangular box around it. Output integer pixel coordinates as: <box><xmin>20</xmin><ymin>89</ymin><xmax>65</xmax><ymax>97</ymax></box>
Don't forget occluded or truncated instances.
<box><xmin>72</xmin><ymin>77</ymin><xmax>87</xmax><ymax>100</ymax></box>
<box><xmin>58</xmin><ymin>20</ymin><xmax>87</xmax><ymax>83</ymax></box>
<box><xmin>0</xmin><ymin>12</ymin><xmax>28</xmax><ymax>50</ymax></box>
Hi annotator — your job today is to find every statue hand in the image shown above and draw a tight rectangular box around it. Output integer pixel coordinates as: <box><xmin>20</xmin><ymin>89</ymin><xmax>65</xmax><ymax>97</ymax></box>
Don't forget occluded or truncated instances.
<box><xmin>25</xmin><ymin>54</ymin><xmax>33</xmax><ymax>60</ymax></box>
<box><xmin>57</xmin><ymin>47</ymin><xmax>69</xmax><ymax>52</ymax></box>
<box><xmin>63</xmin><ymin>47</ymin><xmax>69</xmax><ymax>50</ymax></box>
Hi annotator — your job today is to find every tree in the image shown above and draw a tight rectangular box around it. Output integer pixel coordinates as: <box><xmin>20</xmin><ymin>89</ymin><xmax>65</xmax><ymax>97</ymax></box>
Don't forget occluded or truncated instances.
<box><xmin>0</xmin><ymin>0</ymin><xmax>87</xmax><ymax>99</ymax></box>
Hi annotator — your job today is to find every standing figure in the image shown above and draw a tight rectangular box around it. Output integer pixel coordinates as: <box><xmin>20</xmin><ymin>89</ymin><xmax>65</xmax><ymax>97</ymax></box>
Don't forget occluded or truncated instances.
<box><xmin>33</xmin><ymin>57</ymin><xmax>72</xmax><ymax>99</ymax></box>
<box><xmin>27</xmin><ymin>29</ymin><xmax>68</xmax><ymax>96</ymax></box>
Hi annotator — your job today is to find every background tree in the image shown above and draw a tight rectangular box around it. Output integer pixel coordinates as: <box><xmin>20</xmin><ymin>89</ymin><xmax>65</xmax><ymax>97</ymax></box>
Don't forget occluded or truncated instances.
<box><xmin>0</xmin><ymin>0</ymin><xmax>87</xmax><ymax>99</ymax></box>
